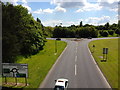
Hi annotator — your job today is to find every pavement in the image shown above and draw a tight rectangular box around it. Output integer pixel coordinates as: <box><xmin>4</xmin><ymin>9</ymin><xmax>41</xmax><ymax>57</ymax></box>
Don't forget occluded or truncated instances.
<box><xmin>39</xmin><ymin>38</ymin><xmax>117</xmax><ymax>89</ymax></box>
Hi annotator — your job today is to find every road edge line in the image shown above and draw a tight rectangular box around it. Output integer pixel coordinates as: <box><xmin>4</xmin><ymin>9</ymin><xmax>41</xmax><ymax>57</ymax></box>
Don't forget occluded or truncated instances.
<box><xmin>87</xmin><ymin>43</ymin><xmax>111</xmax><ymax>88</ymax></box>
<box><xmin>39</xmin><ymin>41</ymin><xmax>68</xmax><ymax>88</ymax></box>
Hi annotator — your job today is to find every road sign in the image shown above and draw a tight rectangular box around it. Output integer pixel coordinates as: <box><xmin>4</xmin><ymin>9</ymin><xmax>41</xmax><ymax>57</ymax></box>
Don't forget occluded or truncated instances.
<box><xmin>103</xmin><ymin>48</ymin><xmax>108</xmax><ymax>54</ymax></box>
<box><xmin>2</xmin><ymin>63</ymin><xmax>28</xmax><ymax>78</ymax></box>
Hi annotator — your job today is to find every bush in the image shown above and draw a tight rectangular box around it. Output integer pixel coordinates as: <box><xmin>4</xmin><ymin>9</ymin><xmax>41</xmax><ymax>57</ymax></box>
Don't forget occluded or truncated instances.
<box><xmin>108</xmin><ymin>30</ymin><xmax>114</xmax><ymax>35</ymax></box>
<box><xmin>102</xmin><ymin>31</ymin><xmax>109</xmax><ymax>37</ymax></box>
<box><xmin>115</xmin><ymin>28</ymin><xmax>120</xmax><ymax>35</ymax></box>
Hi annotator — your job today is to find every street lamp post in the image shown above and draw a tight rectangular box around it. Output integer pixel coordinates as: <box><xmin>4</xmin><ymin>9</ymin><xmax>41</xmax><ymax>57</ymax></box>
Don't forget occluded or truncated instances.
<box><xmin>55</xmin><ymin>39</ymin><xmax>57</xmax><ymax>54</ymax></box>
<box><xmin>54</xmin><ymin>23</ymin><xmax>62</xmax><ymax>55</ymax></box>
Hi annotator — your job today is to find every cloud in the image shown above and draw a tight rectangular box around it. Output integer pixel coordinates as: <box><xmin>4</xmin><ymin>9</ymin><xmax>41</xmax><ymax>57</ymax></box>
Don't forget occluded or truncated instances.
<box><xmin>42</xmin><ymin>15</ymin><xmax>117</xmax><ymax>26</ymax></box>
<box><xmin>20</xmin><ymin>0</ymin><xmax>32</xmax><ymax>12</ymax></box>
<box><xmin>21</xmin><ymin>0</ymin><xmax>27</xmax><ymax>3</ymax></box>
<box><xmin>51</xmin><ymin>0</ymin><xmax>119</xmax><ymax>13</ymax></box>
<box><xmin>98</xmin><ymin>0</ymin><xmax>118</xmax><ymax>12</ymax></box>
<box><xmin>43</xmin><ymin>8</ymin><xmax>54</xmax><ymax>13</ymax></box>
<box><xmin>76</xmin><ymin>0</ymin><xmax>119</xmax><ymax>13</ymax></box>
<box><xmin>51</xmin><ymin>0</ymin><xmax>86</xmax><ymax>8</ymax></box>
<box><xmin>98</xmin><ymin>0</ymin><xmax>119</xmax><ymax>3</ymax></box>
<box><xmin>33</xmin><ymin>6</ymin><xmax>66</xmax><ymax>14</ymax></box>
<box><xmin>76</xmin><ymin>3</ymin><xmax>102</xmax><ymax>12</ymax></box>
<box><xmin>64</xmin><ymin>21</ymin><xmax>80</xmax><ymax>26</ymax></box>
<box><xmin>55</xmin><ymin>6</ymin><xmax>66</xmax><ymax>12</ymax></box>
<box><xmin>43</xmin><ymin>20</ymin><xmax>63</xmax><ymax>26</ymax></box>
<box><xmin>33</xmin><ymin>8</ymin><xmax>54</xmax><ymax>14</ymax></box>
<box><xmin>22</xmin><ymin>3</ymin><xmax>32</xmax><ymax>11</ymax></box>
<box><xmin>33</xmin><ymin>9</ymin><xmax>43</xmax><ymax>14</ymax></box>
<box><xmin>1</xmin><ymin>0</ymin><xmax>19</xmax><ymax>5</ymax></box>
<box><xmin>58</xmin><ymin>2</ymin><xmax>85</xmax><ymax>8</ymax></box>
<box><xmin>84</xmin><ymin>16</ymin><xmax>111</xmax><ymax>25</ymax></box>
<box><xmin>43</xmin><ymin>19</ymin><xmax>80</xmax><ymax>26</ymax></box>
<box><xmin>83</xmin><ymin>15</ymin><xmax>117</xmax><ymax>25</ymax></box>
<box><xmin>109</xmin><ymin>8</ymin><xmax>118</xmax><ymax>12</ymax></box>
<box><xmin>1</xmin><ymin>0</ymin><xmax>32</xmax><ymax>12</ymax></box>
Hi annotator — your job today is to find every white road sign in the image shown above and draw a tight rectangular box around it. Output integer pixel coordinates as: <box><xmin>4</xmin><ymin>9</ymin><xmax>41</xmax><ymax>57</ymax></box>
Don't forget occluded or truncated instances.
<box><xmin>2</xmin><ymin>63</ymin><xmax>28</xmax><ymax>78</ymax></box>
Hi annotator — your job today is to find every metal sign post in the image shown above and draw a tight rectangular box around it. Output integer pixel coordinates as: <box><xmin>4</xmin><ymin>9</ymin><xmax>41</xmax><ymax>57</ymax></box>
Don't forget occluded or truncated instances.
<box><xmin>4</xmin><ymin>76</ymin><xmax>7</xmax><ymax>84</ymax></box>
<box><xmin>25</xmin><ymin>77</ymin><xmax>27</xmax><ymax>86</ymax></box>
<box><xmin>55</xmin><ymin>40</ymin><xmax>57</xmax><ymax>53</ymax></box>
<box><xmin>15</xmin><ymin>77</ymin><xmax>17</xmax><ymax>85</ymax></box>
<box><xmin>92</xmin><ymin>45</ymin><xmax>95</xmax><ymax>53</ymax></box>
<box><xmin>55</xmin><ymin>39</ymin><xmax>58</xmax><ymax>55</ymax></box>
<box><xmin>102</xmin><ymin>48</ymin><xmax>108</xmax><ymax>62</ymax></box>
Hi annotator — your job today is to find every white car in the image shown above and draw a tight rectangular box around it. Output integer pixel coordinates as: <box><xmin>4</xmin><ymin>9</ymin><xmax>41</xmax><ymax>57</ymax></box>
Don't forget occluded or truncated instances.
<box><xmin>54</xmin><ymin>78</ymin><xmax>68</xmax><ymax>90</ymax></box>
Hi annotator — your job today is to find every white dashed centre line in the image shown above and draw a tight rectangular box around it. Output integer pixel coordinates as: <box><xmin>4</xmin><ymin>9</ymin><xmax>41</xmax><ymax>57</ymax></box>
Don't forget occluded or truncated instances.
<box><xmin>75</xmin><ymin>56</ymin><xmax>77</xmax><ymax>62</ymax></box>
<box><xmin>75</xmin><ymin>64</ymin><xmax>77</xmax><ymax>76</ymax></box>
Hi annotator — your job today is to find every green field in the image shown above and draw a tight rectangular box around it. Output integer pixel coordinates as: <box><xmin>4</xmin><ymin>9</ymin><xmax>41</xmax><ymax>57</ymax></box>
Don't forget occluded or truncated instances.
<box><xmin>2</xmin><ymin>40</ymin><xmax>67</xmax><ymax>88</ymax></box>
<box><xmin>89</xmin><ymin>39</ymin><xmax>118</xmax><ymax>88</ymax></box>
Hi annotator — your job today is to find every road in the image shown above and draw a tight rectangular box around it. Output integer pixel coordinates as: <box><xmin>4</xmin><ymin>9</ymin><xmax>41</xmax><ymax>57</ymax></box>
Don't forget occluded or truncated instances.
<box><xmin>39</xmin><ymin>38</ymin><xmax>113</xmax><ymax>89</ymax></box>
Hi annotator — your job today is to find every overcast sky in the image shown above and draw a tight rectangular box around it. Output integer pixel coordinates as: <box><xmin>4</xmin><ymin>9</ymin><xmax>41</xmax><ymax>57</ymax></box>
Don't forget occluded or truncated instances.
<box><xmin>2</xmin><ymin>0</ymin><xmax>120</xmax><ymax>26</ymax></box>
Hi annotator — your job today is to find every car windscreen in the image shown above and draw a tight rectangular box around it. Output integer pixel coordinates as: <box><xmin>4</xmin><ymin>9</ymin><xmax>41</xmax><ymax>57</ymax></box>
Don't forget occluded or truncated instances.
<box><xmin>54</xmin><ymin>86</ymin><xmax>64</xmax><ymax>90</ymax></box>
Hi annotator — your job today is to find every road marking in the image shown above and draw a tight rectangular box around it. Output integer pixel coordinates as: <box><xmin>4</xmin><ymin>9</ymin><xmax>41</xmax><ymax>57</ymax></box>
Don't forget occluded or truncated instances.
<box><xmin>76</xmin><ymin>46</ymin><xmax>77</xmax><ymax>53</ymax></box>
<box><xmin>75</xmin><ymin>64</ymin><xmax>77</xmax><ymax>76</ymax></box>
<box><xmin>87</xmin><ymin>44</ymin><xmax>111</xmax><ymax>88</ymax></box>
<box><xmin>76</xmin><ymin>42</ymin><xmax>78</xmax><ymax>47</ymax></box>
<box><xmin>75</xmin><ymin>56</ymin><xmax>77</xmax><ymax>62</ymax></box>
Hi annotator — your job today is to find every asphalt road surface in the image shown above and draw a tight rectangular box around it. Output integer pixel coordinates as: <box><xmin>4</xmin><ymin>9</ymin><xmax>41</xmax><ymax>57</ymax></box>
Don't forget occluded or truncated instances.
<box><xmin>39</xmin><ymin>38</ymin><xmax>113</xmax><ymax>89</ymax></box>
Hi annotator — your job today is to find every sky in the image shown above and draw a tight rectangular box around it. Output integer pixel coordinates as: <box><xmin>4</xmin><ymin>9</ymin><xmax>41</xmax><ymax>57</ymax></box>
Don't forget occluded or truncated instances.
<box><xmin>2</xmin><ymin>0</ymin><xmax>120</xmax><ymax>26</ymax></box>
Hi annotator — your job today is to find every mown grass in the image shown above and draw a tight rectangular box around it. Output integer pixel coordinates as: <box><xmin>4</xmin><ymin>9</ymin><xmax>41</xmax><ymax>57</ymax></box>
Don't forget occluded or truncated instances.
<box><xmin>0</xmin><ymin>77</ymin><xmax>2</xmax><ymax>86</ymax></box>
<box><xmin>89</xmin><ymin>39</ymin><xmax>118</xmax><ymax>88</ymax></box>
<box><xmin>2</xmin><ymin>40</ymin><xmax>67</xmax><ymax>88</ymax></box>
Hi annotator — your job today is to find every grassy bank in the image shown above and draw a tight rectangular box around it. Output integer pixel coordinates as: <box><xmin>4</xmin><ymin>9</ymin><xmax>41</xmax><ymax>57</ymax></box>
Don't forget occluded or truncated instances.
<box><xmin>2</xmin><ymin>40</ymin><xmax>67</xmax><ymax>88</ymax></box>
<box><xmin>0</xmin><ymin>77</ymin><xmax>2</xmax><ymax>86</ymax></box>
<box><xmin>89</xmin><ymin>39</ymin><xmax>118</xmax><ymax>88</ymax></box>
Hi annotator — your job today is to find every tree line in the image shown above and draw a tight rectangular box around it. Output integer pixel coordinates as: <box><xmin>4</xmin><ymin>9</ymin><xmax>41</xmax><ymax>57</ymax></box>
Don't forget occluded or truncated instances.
<box><xmin>2</xmin><ymin>2</ymin><xmax>46</xmax><ymax>63</ymax></box>
<box><xmin>44</xmin><ymin>21</ymin><xmax>120</xmax><ymax>38</ymax></box>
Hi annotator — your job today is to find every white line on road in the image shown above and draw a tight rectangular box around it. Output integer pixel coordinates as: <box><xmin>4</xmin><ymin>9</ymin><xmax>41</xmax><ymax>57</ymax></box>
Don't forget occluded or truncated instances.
<box><xmin>76</xmin><ymin>47</ymin><xmax>77</xmax><ymax>53</ymax></box>
<box><xmin>76</xmin><ymin>42</ymin><xmax>78</xmax><ymax>47</ymax></box>
<box><xmin>75</xmin><ymin>56</ymin><xmax>77</xmax><ymax>62</ymax></box>
<box><xmin>75</xmin><ymin>64</ymin><xmax>77</xmax><ymax>76</ymax></box>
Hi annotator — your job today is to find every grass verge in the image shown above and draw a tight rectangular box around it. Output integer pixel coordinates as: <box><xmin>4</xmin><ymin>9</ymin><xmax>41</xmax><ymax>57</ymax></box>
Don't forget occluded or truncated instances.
<box><xmin>2</xmin><ymin>40</ymin><xmax>67</xmax><ymax>88</ymax></box>
<box><xmin>89</xmin><ymin>38</ymin><xmax>118</xmax><ymax>88</ymax></box>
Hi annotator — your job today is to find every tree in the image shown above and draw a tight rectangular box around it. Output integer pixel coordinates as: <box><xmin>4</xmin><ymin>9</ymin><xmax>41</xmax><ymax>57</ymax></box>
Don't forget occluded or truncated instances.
<box><xmin>115</xmin><ymin>28</ymin><xmax>120</xmax><ymax>35</ymax></box>
<box><xmin>118</xmin><ymin>20</ymin><xmax>120</xmax><ymax>28</ymax></box>
<box><xmin>108</xmin><ymin>30</ymin><xmax>114</xmax><ymax>35</ymax></box>
<box><xmin>80</xmin><ymin>21</ymin><xmax>83</xmax><ymax>27</ymax></box>
<box><xmin>102</xmin><ymin>31</ymin><xmax>109</xmax><ymax>37</ymax></box>
<box><xmin>78</xmin><ymin>27</ymin><xmax>98</xmax><ymax>38</ymax></box>
<box><xmin>99</xmin><ymin>30</ymin><xmax>103</xmax><ymax>36</ymax></box>
<box><xmin>105</xmin><ymin>22</ymin><xmax>110</xmax><ymax>30</ymax></box>
<box><xmin>37</xmin><ymin>18</ymin><xmax>41</xmax><ymax>24</ymax></box>
<box><xmin>2</xmin><ymin>2</ymin><xmax>45</xmax><ymax>63</ymax></box>
<box><xmin>44</xmin><ymin>26</ymin><xmax>54</xmax><ymax>37</ymax></box>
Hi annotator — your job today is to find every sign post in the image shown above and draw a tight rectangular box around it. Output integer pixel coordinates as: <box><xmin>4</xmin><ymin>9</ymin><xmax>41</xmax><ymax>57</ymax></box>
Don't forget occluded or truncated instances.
<box><xmin>55</xmin><ymin>40</ymin><xmax>57</xmax><ymax>53</ymax></box>
<box><xmin>15</xmin><ymin>77</ymin><xmax>17</xmax><ymax>85</ymax></box>
<box><xmin>2</xmin><ymin>63</ymin><xmax>28</xmax><ymax>85</ymax></box>
<box><xmin>92</xmin><ymin>45</ymin><xmax>95</xmax><ymax>53</ymax></box>
<box><xmin>101</xmin><ymin>48</ymin><xmax>108</xmax><ymax>62</ymax></box>
<box><xmin>55</xmin><ymin>39</ymin><xmax>58</xmax><ymax>55</ymax></box>
<box><xmin>5</xmin><ymin>76</ymin><xmax>7</xmax><ymax>84</ymax></box>
<box><xmin>25</xmin><ymin>77</ymin><xmax>27</xmax><ymax>86</ymax></box>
